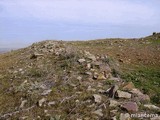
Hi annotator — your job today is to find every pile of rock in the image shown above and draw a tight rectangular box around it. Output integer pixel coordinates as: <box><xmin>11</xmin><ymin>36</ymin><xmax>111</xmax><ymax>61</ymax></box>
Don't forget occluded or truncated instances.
<box><xmin>77</xmin><ymin>51</ymin><xmax>160</xmax><ymax>120</ymax></box>
<box><xmin>1</xmin><ymin>41</ymin><xmax>159</xmax><ymax>120</ymax></box>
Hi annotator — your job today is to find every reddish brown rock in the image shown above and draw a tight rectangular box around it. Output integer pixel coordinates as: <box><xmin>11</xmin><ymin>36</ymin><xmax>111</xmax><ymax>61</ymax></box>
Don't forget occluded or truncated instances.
<box><xmin>121</xmin><ymin>102</ymin><xmax>138</xmax><ymax>113</ymax></box>
<box><xmin>122</xmin><ymin>82</ymin><xmax>135</xmax><ymax>91</ymax></box>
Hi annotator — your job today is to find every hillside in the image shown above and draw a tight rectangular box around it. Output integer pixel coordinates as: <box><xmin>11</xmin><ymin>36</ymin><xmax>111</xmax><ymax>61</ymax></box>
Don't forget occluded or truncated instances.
<box><xmin>0</xmin><ymin>34</ymin><xmax>160</xmax><ymax>120</ymax></box>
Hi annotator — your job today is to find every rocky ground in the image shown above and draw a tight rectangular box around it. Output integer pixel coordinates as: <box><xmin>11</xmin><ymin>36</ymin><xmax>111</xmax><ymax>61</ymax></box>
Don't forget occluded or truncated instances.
<box><xmin>0</xmin><ymin>33</ymin><xmax>160</xmax><ymax>120</ymax></box>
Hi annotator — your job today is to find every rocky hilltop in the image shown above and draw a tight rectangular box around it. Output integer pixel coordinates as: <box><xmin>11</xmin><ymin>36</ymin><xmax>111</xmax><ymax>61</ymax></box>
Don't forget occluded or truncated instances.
<box><xmin>0</xmin><ymin>38</ymin><xmax>160</xmax><ymax>120</ymax></box>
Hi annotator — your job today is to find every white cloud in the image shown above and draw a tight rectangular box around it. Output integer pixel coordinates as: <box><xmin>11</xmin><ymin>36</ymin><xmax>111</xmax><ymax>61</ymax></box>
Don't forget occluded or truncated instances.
<box><xmin>0</xmin><ymin>0</ymin><xmax>157</xmax><ymax>25</ymax></box>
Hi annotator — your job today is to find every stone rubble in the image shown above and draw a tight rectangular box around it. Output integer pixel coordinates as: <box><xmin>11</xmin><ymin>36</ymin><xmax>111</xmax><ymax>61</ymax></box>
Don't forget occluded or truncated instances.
<box><xmin>0</xmin><ymin>41</ymin><xmax>159</xmax><ymax>120</ymax></box>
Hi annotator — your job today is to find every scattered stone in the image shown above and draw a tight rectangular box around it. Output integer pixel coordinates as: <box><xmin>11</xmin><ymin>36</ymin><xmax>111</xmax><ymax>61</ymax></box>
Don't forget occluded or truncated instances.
<box><xmin>78</xmin><ymin>59</ymin><xmax>85</xmax><ymax>63</ymax></box>
<box><xmin>85</xmin><ymin>71</ymin><xmax>92</xmax><ymax>76</ymax></box>
<box><xmin>30</xmin><ymin>53</ymin><xmax>44</xmax><ymax>59</ymax></box>
<box><xmin>87</xmin><ymin>86</ymin><xmax>96</xmax><ymax>92</ymax></box>
<box><xmin>110</xmin><ymin>110</ymin><xmax>118</xmax><ymax>116</ymax></box>
<box><xmin>111</xmin><ymin>116</ymin><xmax>117</xmax><ymax>120</ymax></box>
<box><xmin>20</xmin><ymin>100</ymin><xmax>27</xmax><ymax>108</ymax></box>
<box><xmin>41</xmin><ymin>89</ymin><xmax>52</xmax><ymax>96</ymax></box>
<box><xmin>44</xmin><ymin>110</ymin><xmax>48</xmax><ymax>113</ymax></box>
<box><xmin>38</xmin><ymin>98</ymin><xmax>46</xmax><ymax>107</ymax></box>
<box><xmin>98</xmin><ymin>89</ymin><xmax>105</xmax><ymax>93</ymax></box>
<box><xmin>93</xmin><ymin>94</ymin><xmax>102</xmax><ymax>103</ymax></box>
<box><xmin>75</xmin><ymin>100</ymin><xmax>80</xmax><ymax>103</ymax></box>
<box><xmin>131</xmin><ymin>88</ymin><xmax>150</xmax><ymax>103</ymax></box>
<box><xmin>99</xmin><ymin>64</ymin><xmax>111</xmax><ymax>74</ymax></box>
<box><xmin>20</xmin><ymin>116</ymin><xmax>28</xmax><ymax>120</ymax></box>
<box><xmin>144</xmin><ymin>104</ymin><xmax>160</xmax><ymax>110</ymax></box>
<box><xmin>90</xmin><ymin>68</ymin><xmax>96</xmax><ymax>72</ymax></box>
<box><xmin>151</xmin><ymin>116</ymin><xmax>160</xmax><ymax>120</ymax></box>
<box><xmin>88</xmin><ymin>103</ymin><xmax>95</xmax><ymax>108</ymax></box>
<box><xmin>86</xmin><ymin>63</ymin><xmax>91</xmax><ymax>69</ymax></box>
<box><xmin>119</xmin><ymin>113</ymin><xmax>131</xmax><ymax>120</ymax></box>
<box><xmin>130</xmin><ymin>88</ymin><xmax>143</xmax><ymax>96</ymax></box>
<box><xmin>97</xmin><ymin>83</ymin><xmax>103</xmax><ymax>88</ymax></box>
<box><xmin>109</xmin><ymin>99</ymin><xmax>119</xmax><ymax>107</ymax></box>
<box><xmin>48</xmin><ymin>101</ymin><xmax>56</xmax><ymax>106</ymax></box>
<box><xmin>116</xmin><ymin>90</ymin><xmax>131</xmax><ymax>99</ymax></box>
<box><xmin>97</xmin><ymin>73</ymin><xmax>106</xmax><ymax>80</ymax></box>
<box><xmin>77</xmin><ymin>76</ymin><xmax>82</xmax><ymax>81</ymax></box>
<box><xmin>19</xmin><ymin>68</ymin><xmax>23</xmax><ymax>72</ymax></box>
<box><xmin>92</xmin><ymin>61</ymin><xmax>102</xmax><ymax>66</ymax></box>
<box><xmin>108</xmin><ymin>85</ymin><xmax>119</xmax><ymax>98</ymax></box>
<box><xmin>122</xmin><ymin>82</ymin><xmax>135</xmax><ymax>91</ymax></box>
<box><xmin>137</xmin><ymin>94</ymin><xmax>150</xmax><ymax>103</ymax></box>
<box><xmin>121</xmin><ymin>102</ymin><xmax>138</xmax><ymax>112</ymax></box>
<box><xmin>93</xmin><ymin>72</ymin><xmax>98</xmax><ymax>79</ymax></box>
<box><xmin>92</xmin><ymin>109</ymin><xmax>103</xmax><ymax>117</ymax></box>
<box><xmin>87</xmin><ymin>55</ymin><xmax>96</xmax><ymax>61</ymax></box>
<box><xmin>108</xmin><ymin>77</ymin><xmax>121</xmax><ymax>82</ymax></box>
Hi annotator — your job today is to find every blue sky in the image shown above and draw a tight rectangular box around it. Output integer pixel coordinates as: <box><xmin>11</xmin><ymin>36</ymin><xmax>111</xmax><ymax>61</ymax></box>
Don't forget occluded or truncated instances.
<box><xmin>0</xmin><ymin>0</ymin><xmax>160</xmax><ymax>48</ymax></box>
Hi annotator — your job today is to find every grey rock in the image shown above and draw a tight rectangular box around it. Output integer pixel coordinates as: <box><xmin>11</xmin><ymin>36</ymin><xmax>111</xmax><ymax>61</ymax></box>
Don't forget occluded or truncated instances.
<box><xmin>77</xmin><ymin>76</ymin><xmax>82</xmax><ymax>81</ymax></box>
<box><xmin>87</xmin><ymin>55</ymin><xmax>96</xmax><ymax>61</ymax></box>
<box><xmin>93</xmin><ymin>72</ymin><xmax>98</xmax><ymax>79</ymax></box>
<box><xmin>48</xmin><ymin>101</ymin><xmax>56</xmax><ymax>106</ymax></box>
<box><xmin>41</xmin><ymin>89</ymin><xmax>52</xmax><ymax>96</ymax></box>
<box><xmin>86</xmin><ymin>63</ymin><xmax>91</xmax><ymax>69</ymax></box>
<box><xmin>20</xmin><ymin>100</ymin><xmax>27</xmax><ymax>108</ymax></box>
<box><xmin>111</xmin><ymin>116</ymin><xmax>117</xmax><ymax>120</ymax></box>
<box><xmin>130</xmin><ymin>88</ymin><xmax>143</xmax><ymax>96</ymax></box>
<box><xmin>119</xmin><ymin>113</ymin><xmax>131</xmax><ymax>120</ymax></box>
<box><xmin>137</xmin><ymin>94</ymin><xmax>150</xmax><ymax>103</ymax></box>
<box><xmin>87</xmin><ymin>86</ymin><xmax>96</xmax><ymax>92</ymax></box>
<box><xmin>108</xmin><ymin>77</ymin><xmax>121</xmax><ymax>82</ymax></box>
<box><xmin>144</xmin><ymin>104</ymin><xmax>160</xmax><ymax>110</ymax></box>
<box><xmin>99</xmin><ymin>64</ymin><xmax>111</xmax><ymax>74</ymax></box>
<box><xmin>109</xmin><ymin>99</ymin><xmax>119</xmax><ymax>107</ymax></box>
<box><xmin>151</xmin><ymin>116</ymin><xmax>160</xmax><ymax>120</ymax></box>
<box><xmin>116</xmin><ymin>90</ymin><xmax>131</xmax><ymax>99</ymax></box>
<box><xmin>98</xmin><ymin>89</ymin><xmax>105</xmax><ymax>93</ymax></box>
<box><xmin>92</xmin><ymin>109</ymin><xmax>103</xmax><ymax>117</ymax></box>
<box><xmin>38</xmin><ymin>98</ymin><xmax>46</xmax><ymax>107</ymax></box>
<box><xmin>85</xmin><ymin>71</ymin><xmax>92</xmax><ymax>76</ymax></box>
<box><xmin>131</xmin><ymin>88</ymin><xmax>150</xmax><ymax>103</ymax></box>
<box><xmin>93</xmin><ymin>94</ymin><xmax>102</xmax><ymax>103</ymax></box>
<box><xmin>78</xmin><ymin>59</ymin><xmax>85</xmax><ymax>63</ymax></box>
